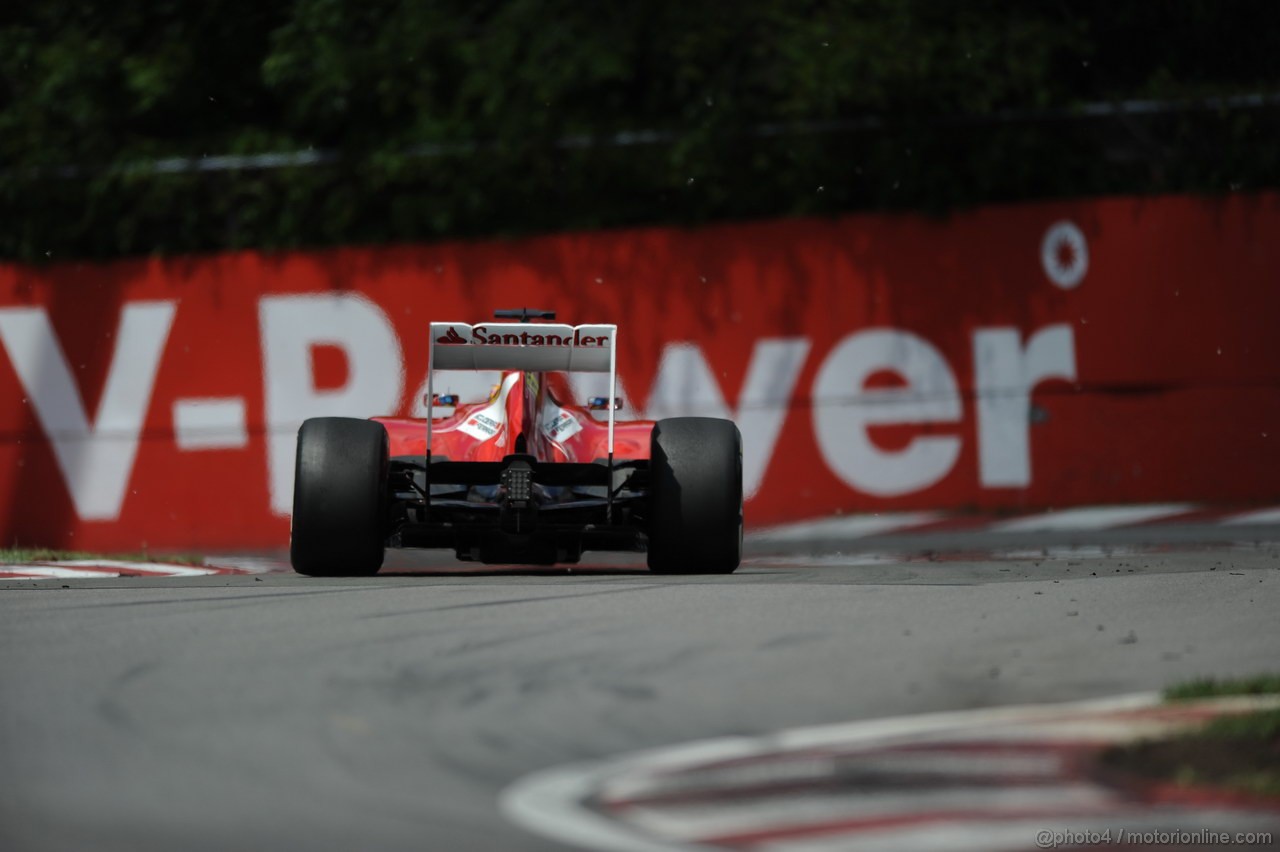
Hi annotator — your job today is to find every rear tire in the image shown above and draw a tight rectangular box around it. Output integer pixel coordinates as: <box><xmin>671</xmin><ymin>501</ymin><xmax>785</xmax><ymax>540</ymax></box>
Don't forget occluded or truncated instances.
<box><xmin>291</xmin><ymin>417</ymin><xmax>388</xmax><ymax>577</ymax></box>
<box><xmin>647</xmin><ymin>417</ymin><xmax>743</xmax><ymax>574</ymax></box>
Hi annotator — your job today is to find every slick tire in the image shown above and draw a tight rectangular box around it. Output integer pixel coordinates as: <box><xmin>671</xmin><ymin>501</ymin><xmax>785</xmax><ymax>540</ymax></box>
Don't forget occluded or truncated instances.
<box><xmin>647</xmin><ymin>417</ymin><xmax>743</xmax><ymax>574</ymax></box>
<box><xmin>290</xmin><ymin>417</ymin><xmax>388</xmax><ymax>577</ymax></box>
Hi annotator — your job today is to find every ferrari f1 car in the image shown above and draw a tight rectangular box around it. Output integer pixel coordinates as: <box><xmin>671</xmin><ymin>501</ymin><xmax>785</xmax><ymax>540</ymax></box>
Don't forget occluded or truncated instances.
<box><xmin>290</xmin><ymin>309</ymin><xmax>743</xmax><ymax>575</ymax></box>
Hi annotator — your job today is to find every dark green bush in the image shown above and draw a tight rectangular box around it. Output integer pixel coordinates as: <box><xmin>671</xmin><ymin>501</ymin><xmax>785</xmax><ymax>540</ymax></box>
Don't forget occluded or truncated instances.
<box><xmin>2</xmin><ymin>0</ymin><xmax>1277</xmax><ymax>261</ymax></box>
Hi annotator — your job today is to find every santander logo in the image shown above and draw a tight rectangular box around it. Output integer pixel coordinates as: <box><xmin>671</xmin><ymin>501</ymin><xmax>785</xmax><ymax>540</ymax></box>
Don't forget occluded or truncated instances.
<box><xmin>436</xmin><ymin>324</ymin><xmax>608</xmax><ymax>348</ymax></box>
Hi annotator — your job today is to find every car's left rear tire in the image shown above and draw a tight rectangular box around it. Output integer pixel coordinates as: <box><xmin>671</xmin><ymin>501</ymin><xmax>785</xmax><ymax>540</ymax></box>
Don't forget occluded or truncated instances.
<box><xmin>290</xmin><ymin>417</ymin><xmax>388</xmax><ymax>577</ymax></box>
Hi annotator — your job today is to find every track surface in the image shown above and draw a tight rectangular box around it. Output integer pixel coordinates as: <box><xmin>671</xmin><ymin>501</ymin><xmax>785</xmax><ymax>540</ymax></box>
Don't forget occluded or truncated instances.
<box><xmin>3</xmin><ymin>525</ymin><xmax>1279</xmax><ymax>852</ymax></box>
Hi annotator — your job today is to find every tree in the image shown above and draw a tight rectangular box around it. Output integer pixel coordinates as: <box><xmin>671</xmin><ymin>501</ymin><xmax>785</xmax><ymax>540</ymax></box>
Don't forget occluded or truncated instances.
<box><xmin>1</xmin><ymin>0</ymin><xmax>1277</xmax><ymax>260</ymax></box>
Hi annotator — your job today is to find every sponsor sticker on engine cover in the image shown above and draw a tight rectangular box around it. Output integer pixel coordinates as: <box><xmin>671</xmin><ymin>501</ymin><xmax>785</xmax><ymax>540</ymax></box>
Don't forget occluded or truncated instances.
<box><xmin>460</xmin><ymin>411</ymin><xmax>502</xmax><ymax>441</ymax></box>
<box><xmin>542</xmin><ymin>407</ymin><xmax>583</xmax><ymax>443</ymax></box>
<box><xmin>455</xmin><ymin>373</ymin><xmax>518</xmax><ymax>442</ymax></box>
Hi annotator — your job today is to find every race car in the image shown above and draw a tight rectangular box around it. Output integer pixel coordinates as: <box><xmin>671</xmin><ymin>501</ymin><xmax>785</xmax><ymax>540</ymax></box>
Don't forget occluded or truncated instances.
<box><xmin>289</xmin><ymin>309</ymin><xmax>743</xmax><ymax>576</ymax></box>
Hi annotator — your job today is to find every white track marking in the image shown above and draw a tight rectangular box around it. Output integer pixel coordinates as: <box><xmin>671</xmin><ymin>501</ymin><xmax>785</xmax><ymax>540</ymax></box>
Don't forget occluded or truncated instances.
<box><xmin>716</xmin><ymin>693</ymin><xmax>1159</xmax><ymax>757</ymax></box>
<box><xmin>601</xmin><ymin>751</ymin><xmax>1065</xmax><ymax>803</ymax></box>
<box><xmin>620</xmin><ymin>785</ymin><xmax>1114</xmax><ymax>841</ymax></box>
<box><xmin>203</xmin><ymin>555</ymin><xmax>282</xmax><ymax>573</ymax></box>
<box><xmin>750</xmin><ymin>513</ymin><xmax>941</xmax><ymax>542</ymax></box>
<box><xmin>0</xmin><ymin>561</ymin><xmax>236</xmax><ymax>580</ymax></box>
<box><xmin>989</xmin><ymin>504</ymin><xmax>1192</xmax><ymax>532</ymax></box>
<box><xmin>755</xmin><ymin>812</ymin><xmax>1280</xmax><ymax>852</ymax></box>
<box><xmin>746</xmin><ymin>553</ymin><xmax>913</xmax><ymax>567</ymax></box>
<box><xmin>748</xmin><ymin>502</ymin><xmax>1279</xmax><ymax>543</ymax></box>
<box><xmin>500</xmin><ymin>694</ymin><xmax>1161</xmax><ymax>852</ymax></box>
<box><xmin>758</xmin><ymin>820</ymin><xmax>1049</xmax><ymax>852</ymax></box>
<box><xmin>503</xmin><ymin>765</ymin><xmax>701</xmax><ymax>852</ymax></box>
<box><xmin>48</xmin><ymin>560</ymin><xmax>221</xmax><ymax>575</ymax></box>
<box><xmin>0</xmin><ymin>566</ymin><xmax>125</xmax><ymax>579</ymax></box>
<box><xmin>1223</xmin><ymin>505</ymin><xmax>1280</xmax><ymax>525</ymax></box>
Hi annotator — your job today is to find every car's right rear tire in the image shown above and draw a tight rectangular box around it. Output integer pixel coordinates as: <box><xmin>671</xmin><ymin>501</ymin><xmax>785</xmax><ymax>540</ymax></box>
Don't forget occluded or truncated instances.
<box><xmin>647</xmin><ymin>417</ymin><xmax>743</xmax><ymax>574</ymax></box>
<box><xmin>290</xmin><ymin>417</ymin><xmax>388</xmax><ymax>577</ymax></box>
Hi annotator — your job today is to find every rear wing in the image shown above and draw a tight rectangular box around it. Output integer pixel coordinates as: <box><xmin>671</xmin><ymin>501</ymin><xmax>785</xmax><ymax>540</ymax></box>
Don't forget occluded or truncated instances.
<box><xmin>429</xmin><ymin>322</ymin><xmax>615</xmax><ymax>372</ymax></box>
<box><xmin>425</xmin><ymin>322</ymin><xmax>619</xmax><ymax>456</ymax></box>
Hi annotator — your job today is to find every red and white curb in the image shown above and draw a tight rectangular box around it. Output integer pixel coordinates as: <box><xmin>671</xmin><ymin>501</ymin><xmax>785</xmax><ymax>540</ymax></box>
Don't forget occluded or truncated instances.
<box><xmin>751</xmin><ymin>503</ymin><xmax>1280</xmax><ymax>544</ymax></box>
<box><xmin>501</xmin><ymin>694</ymin><xmax>1280</xmax><ymax>852</ymax></box>
<box><xmin>0</xmin><ymin>560</ymin><xmax>252</xmax><ymax>580</ymax></box>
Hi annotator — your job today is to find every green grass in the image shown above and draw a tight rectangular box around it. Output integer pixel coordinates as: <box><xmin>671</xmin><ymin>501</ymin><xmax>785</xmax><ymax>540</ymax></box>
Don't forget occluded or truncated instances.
<box><xmin>1199</xmin><ymin>708</ymin><xmax>1280</xmax><ymax>740</ymax></box>
<box><xmin>0</xmin><ymin>548</ymin><xmax>204</xmax><ymax>566</ymax></box>
<box><xmin>1165</xmin><ymin>675</ymin><xmax>1280</xmax><ymax>701</ymax></box>
<box><xmin>1103</xmin><ymin>677</ymin><xmax>1280</xmax><ymax>800</ymax></box>
<box><xmin>1173</xmin><ymin>709</ymin><xmax>1280</xmax><ymax>797</ymax></box>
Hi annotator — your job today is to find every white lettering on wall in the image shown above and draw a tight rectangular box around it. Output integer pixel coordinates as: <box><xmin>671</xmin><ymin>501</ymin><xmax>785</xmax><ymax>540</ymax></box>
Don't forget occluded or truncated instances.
<box><xmin>973</xmin><ymin>324</ymin><xmax>1076</xmax><ymax>487</ymax></box>
<box><xmin>172</xmin><ymin>397</ymin><xmax>249</xmax><ymax>450</ymax></box>
<box><xmin>0</xmin><ymin>302</ymin><xmax>176</xmax><ymax>520</ymax></box>
<box><xmin>259</xmin><ymin>294</ymin><xmax>403</xmax><ymax>515</ymax></box>
<box><xmin>645</xmin><ymin>338</ymin><xmax>810</xmax><ymax>497</ymax></box>
<box><xmin>812</xmin><ymin>329</ymin><xmax>962</xmax><ymax>496</ymax></box>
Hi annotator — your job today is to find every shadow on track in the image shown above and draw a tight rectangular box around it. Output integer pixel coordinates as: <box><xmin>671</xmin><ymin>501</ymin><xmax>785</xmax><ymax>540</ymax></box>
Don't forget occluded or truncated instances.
<box><xmin>379</xmin><ymin>567</ymin><xmax>653</xmax><ymax>578</ymax></box>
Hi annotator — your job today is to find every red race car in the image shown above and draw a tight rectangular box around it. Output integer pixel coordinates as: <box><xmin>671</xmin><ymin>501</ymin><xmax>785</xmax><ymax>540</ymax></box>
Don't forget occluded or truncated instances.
<box><xmin>290</xmin><ymin>309</ymin><xmax>742</xmax><ymax>576</ymax></box>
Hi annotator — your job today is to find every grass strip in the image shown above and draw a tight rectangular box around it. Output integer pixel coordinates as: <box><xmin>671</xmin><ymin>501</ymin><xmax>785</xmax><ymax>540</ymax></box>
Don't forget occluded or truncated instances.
<box><xmin>1165</xmin><ymin>675</ymin><xmax>1280</xmax><ymax>701</ymax></box>
<box><xmin>1101</xmin><ymin>675</ymin><xmax>1280</xmax><ymax>800</ymax></box>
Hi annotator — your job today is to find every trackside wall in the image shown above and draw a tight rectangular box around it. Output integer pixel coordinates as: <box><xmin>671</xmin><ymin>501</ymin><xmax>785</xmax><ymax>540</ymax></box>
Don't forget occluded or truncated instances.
<box><xmin>1</xmin><ymin>192</ymin><xmax>1277</xmax><ymax>550</ymax></box>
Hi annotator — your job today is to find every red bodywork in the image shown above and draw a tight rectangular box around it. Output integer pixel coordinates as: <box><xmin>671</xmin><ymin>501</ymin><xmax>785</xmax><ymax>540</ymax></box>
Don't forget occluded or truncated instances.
<box><xmin>373</xmin><ymin>371</ymin><xmax>653</xmax><ymax>464</ymax></box>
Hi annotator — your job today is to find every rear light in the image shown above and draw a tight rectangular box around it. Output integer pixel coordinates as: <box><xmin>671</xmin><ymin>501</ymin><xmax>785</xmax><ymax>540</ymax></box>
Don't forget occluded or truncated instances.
<box><xmin>500</xmin><ymin>465</ymin><xmax>533</xmax><ymax>506</ymax></box>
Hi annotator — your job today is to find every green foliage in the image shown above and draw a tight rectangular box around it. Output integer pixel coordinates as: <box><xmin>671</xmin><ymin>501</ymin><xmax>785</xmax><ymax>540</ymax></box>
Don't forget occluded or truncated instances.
<box><xmin>1168</xmin><ymin>708</ymin><xmax>1280</xmax><ymax>798</ymax></box>
<box><xmin>2</xmin><ymin>1</ymin><xmax>1278</xmax><ymax>260</ymax></box>
<box><xmin>1199</xmin><ymin>708</ymin><xmax>1280</xmax><ymax>740</ymax></box>
<box><xmin>1166</xmin><ymin>675</ymin><xmax>1280</xmax><ymax>700</ymax></box>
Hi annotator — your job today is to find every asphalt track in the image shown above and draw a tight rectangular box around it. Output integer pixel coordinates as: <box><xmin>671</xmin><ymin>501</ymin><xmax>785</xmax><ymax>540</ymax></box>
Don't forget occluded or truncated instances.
<box><xmin>3</xmin><ymin>523</ymin><xmax>1279</xmax><ymax>852</ymax></box>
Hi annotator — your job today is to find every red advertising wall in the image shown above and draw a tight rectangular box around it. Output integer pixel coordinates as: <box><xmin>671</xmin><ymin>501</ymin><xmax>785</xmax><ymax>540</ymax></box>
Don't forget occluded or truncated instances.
<box><xmin>1</xmin><ymin>192</ymin><xmax>1277</xmax><ymax>551</ymax></box>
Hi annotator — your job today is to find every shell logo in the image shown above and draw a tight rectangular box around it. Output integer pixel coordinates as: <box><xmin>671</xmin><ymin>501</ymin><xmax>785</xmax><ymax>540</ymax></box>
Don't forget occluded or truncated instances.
<box><xmin>1041</xmin><ymin>220</ymin><xmax>1089</xmax><ymax>289</ymax></box>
